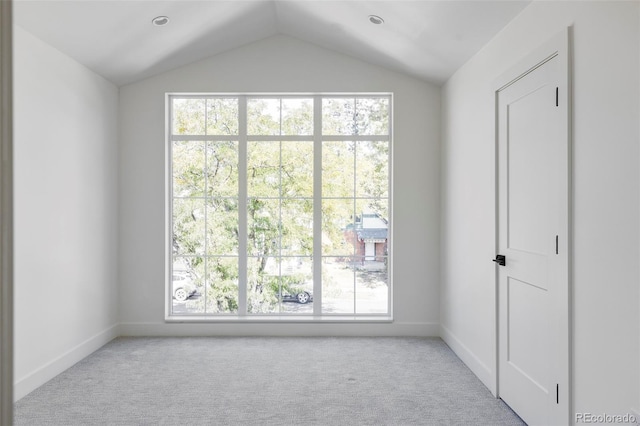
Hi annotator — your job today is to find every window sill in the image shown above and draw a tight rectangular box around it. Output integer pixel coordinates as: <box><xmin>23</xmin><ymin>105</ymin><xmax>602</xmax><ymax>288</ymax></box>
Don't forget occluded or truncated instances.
<box><xmin>165</xmin><ymin>315</ymin><xmax>393</xmax><ymax>324</ymax></box>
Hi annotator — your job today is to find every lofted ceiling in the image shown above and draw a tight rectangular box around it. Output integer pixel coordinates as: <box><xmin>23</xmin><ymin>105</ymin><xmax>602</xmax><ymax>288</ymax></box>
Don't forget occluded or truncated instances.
<box><xmin>14</xmin><ymin>0</ymin><xmax>530</xmax><ymax>87</ymax></box>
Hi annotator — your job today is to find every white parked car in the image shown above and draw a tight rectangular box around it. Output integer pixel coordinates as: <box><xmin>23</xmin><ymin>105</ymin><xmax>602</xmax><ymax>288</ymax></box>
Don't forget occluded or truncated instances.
<box><xmin>172</xmin><ymin>270</ymin><xmax>197</xmax><ymax>302</ymax></box>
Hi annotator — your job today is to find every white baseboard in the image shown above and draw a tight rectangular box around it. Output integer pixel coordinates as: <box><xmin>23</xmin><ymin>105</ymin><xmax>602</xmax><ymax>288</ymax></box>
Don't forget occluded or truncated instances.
<box><xmin>440</xmin><ymin>324</ymin><xmax>495</xmax><ymax>395</ymax></box>
<box><xmin>14</xmin><ymin>324</ymin><xmax>120</xmax><ymax>401</ymax></box>
<box><xmin>119</xmin><ymin>321</ymin><xmax>440</xmax><ymax>337</ymax></box>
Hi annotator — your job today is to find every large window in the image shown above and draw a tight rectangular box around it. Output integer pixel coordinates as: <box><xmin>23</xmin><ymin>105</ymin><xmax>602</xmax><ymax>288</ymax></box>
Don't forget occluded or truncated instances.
<box><xmin>167</xmin><ymin>94</ymin><xmax>391</xmax><ymax>319</ymax></box>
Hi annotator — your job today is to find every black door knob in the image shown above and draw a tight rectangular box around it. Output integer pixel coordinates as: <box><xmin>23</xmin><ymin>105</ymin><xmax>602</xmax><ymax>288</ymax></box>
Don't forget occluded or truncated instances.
<box><xmin>493</xmin><ymin>255</ymin><xmax>506</xmax><ymax>266</ymax></box>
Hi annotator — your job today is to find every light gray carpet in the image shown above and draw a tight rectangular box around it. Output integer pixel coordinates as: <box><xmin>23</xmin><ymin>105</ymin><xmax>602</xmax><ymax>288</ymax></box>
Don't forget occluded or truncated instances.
<box><xmin>14</xmin><ymin>337</ymin><xmax>524</xmax><ymax>425</ymax></box>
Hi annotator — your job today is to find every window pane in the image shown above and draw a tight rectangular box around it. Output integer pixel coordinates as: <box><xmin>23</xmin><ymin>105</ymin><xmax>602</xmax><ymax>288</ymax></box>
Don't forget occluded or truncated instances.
<box><xmin>172</xmin><ymin>257</ymin><xmax>204</xmax><ymax>314</ymax></box>
<box><xmin>205</xmin><ymin>257</ymin><xmax>239</xmax><ymax>314</ymax></box>
<box><xmin>281</xmin><ymin>98</ymin><xmax>313</xmax><ymax>135</ymax></box>
<box><xmin>355</xmin><ymin>200</ymin><xmax>389</xmax><ymax>224</ymax></box>
<box><xmin>247</xmin><ymin>256</ymin><xmax>314</xmax><ymax>315</ymax></box>
<box><xmin>247</xmin><ymin>256</ymin><xmax>280</xmax><ymax>314</ymax></box>
<box><xmin>248</xmin><ymin>98</ymin><xmax>280</xmax><ymax>135</ymax></box>
<box><xmin>322</xmin><ymin>98</ymin><xmax>356</xmax><ymax>135</ymax></box>
<box><xmin>173</xmin><ymin>98</ymin><xmax>205</xmax><ymax>135</ymax></box>
<box><xmin>282</xmin><ymin>141</ymin><xmax>313</xmax><ymax>197</ymax></box>
<box><xmin>281</xmin><ymin>199</ymin><xmax>313</xmax><ymax>256</ymax></box>
<box><xmin>247</xmin><ymin>198</ymin><xmax>280</xmax><ymax>257</ymax></box>
<box><xmin>354</xmin><ymin>201</ymin><xmax>390</xmax><ymax>257</ymax></box>
<box><xmin>173</xmin><ymin>141</ymin><xmax>205</xmax><ymax>198</ymax></box>
<box><xmin>248</xmin><ymin>141</ymin><xmax>280</xmax><ymax>197</ymax></box>
<box><xmin>322</xmin><ymin>257</ymin><xmax>355</xmax><ymax>314</ymax></box>
<box><xmin>356</xmin><ymin>98</ymin><xmax>389</xmax><ymax>135</ymax></box>
<box><xmin>280</xmin><ymin>257</ymin><xmax>313</xmax><ymax>314</ymax></box>
<box><xmin>322</xmin><ymin>141</ymin><xmax>355</xmax><ymax>197</ymax></box>
<box><xmin>206</xmin><ymin>98</ymin><xmax>238</xmax><ymax>135</ymax></box>
<box><xmin>173</xmin><ymin>198</ymin><xmax>205</xmax><ymax>256</ymax></box>
<box><xmin>356</xmin><ymin>260</ymin><xmax>388</xmax><ymax>314</ymax></box>
<box><xmin>322</xmin><ymin>199</ymin><xmax>355</xmax><ymax>256</ymax></box>
<box><xmin>207</xmin><ymin>141</ymin><xmax>238</xmax><ymax>197</ymax></box>
<box><xmin>206</xmin><ymin>198</ymin><xmax>238</xmax><ymax>255</ymax></box>
<box><xmin>356</xmin><ymin>141</ymin><xmax>389</xmax><ymax>198</ymax></box>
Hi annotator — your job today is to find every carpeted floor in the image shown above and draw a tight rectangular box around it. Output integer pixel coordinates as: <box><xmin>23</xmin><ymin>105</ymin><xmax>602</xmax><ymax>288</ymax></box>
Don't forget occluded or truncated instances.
<box><xmin>14</xmin><ymin>337</ymin><xmax>524</xmax><ymax>425</ymax></box>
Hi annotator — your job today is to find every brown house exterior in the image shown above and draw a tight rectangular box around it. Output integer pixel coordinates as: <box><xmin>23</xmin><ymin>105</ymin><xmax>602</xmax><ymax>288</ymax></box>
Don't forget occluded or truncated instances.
<box><xmin>343</xmin><ymin>212</ymin><xmax>388</xmax><ymax>263</ymax></box>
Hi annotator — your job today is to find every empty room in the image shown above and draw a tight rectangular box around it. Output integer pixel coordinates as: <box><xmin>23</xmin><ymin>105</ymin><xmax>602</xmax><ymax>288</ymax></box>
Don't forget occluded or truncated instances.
<box><xmin>1</xmin><ymin>0</ymin><xmax>639</xmax><ymax>424</ymax></box>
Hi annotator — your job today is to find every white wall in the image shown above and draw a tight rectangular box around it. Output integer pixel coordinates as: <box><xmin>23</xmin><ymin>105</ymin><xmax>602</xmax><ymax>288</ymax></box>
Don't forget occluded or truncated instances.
<box><xmin>13</xmin><ymin>26</ymin><xmax>120</xmax><ymax>399</ymax></box>
<box><xmin>441</xmin><ymin>0</ymin><xmax>639</xmax><ymax>419</ymax></box>
<box><xmin>118</xmin><ymin>34</ymin><xmax>440</xmax><ymax>336</ymax></box>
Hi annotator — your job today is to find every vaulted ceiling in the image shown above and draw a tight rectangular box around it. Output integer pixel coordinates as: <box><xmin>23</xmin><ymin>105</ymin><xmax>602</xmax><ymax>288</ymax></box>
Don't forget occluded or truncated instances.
<box><xmin>14</xmin><ymin>0</ymin><xmax>530</xmax><ymax>87</ymax></box>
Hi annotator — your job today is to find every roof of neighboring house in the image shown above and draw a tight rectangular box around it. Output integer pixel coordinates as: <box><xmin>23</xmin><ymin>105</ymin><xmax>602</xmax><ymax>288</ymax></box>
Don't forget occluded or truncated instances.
<box><xmin>357</xmin><ymin>228</ymin><xmax>388</xmax><ymax>241</ymax></box>
<box><xmin>362</xmin><ymin>213</ymin><xmax>388</xmax><ymax>227</ymax></box>
<box><xmin>344</xmin><ymin>212</ymin><xmax>389</xmax><ymax>241</ymax></box>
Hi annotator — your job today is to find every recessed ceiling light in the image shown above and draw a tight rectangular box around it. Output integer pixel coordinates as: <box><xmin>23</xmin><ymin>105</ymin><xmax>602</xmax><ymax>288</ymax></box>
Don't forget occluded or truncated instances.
<box><xmin>152</xmin><ymin>16</ymin><xmax>170</xmax><ymax>26</ymax></box>
<box><xmin>368</xmin><ymin>15</ymin><xmax>384</xmax><ymax>25</ymax></box>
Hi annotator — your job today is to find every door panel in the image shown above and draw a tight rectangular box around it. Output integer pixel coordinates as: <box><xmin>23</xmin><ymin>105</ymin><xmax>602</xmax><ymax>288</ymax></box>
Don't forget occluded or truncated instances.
<box><xmin>507</xmin><ymin>85</ymin><xmax>553</xmax><ymax>256</ymax></box>
<box><xmin>507</xmin><ymin>277</ymin><xmax>549</xmax><ymax>393</ymax></box>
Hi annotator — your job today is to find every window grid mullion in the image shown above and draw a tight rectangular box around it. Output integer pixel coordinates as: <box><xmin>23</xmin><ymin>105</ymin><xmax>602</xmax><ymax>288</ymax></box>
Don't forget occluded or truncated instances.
<box><xmin>353</xmin><ymin>140</ymin><xmax>357</xmax><ymax>315</ymax></box>
<box><xmin>171</xmin><ymin>135</ymin><xmax>240</xmax><ymax>141</ymax></box>
<box><xmin>313</xmin><ymin>95</ymin><xmax>322</xmax><ymax>316</ymax></box>
<box><xmin>277</xmin><ymin>97</ymin><xmax>283</xmax><ymax>314</ymax></box>
<box><xmin>279</xmin><ymin>98</ymin><xmax>283</xmax><ymax>314</ymax></box>
<box><xmin>278</xmin><ymin>137</ymin><xmax>283</xmax><ymax>314</ymax></box>
<box><xmin>238</xmin><ymin>96</ymin><xmax>248</xmax><ymax>316</ymax></box>
<box><xmin>387</xmin><ymin>95</ymin><xmax>393</xmax><ymax>316</ymax></box>
<box><xmin>203</xmin><ymin>101</ymin><xmax>209</xmax><ymax>314</ymax></box>
<box><xmin>167</xmin><ymin>95</ymin><xmax>174</xmax><ymax>317</ymax></box>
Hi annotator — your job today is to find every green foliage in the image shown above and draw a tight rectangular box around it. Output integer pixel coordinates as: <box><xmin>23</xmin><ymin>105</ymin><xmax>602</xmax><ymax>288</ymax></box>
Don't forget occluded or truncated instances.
<box><xmin>173</xmin><ymin>99</ymin><xmax>206</xmax><ymax>135</ymax></box>
<box><xmin>173</xmin><ymin>98</ymin><xmax>238</xmax><ymax>136</ymax></box>
<box><xmin>206</xmin><ymin>98</ymin><xmax>238</xmax><ymax>135</ymax></box>
<box><xmin>205</xmin><ymin>257</ymin><xmax>239</xmax><ymax>313</ymax></box>
<box><xmin>322</xmin><ymin>97</ymin><xmax>389</xmax><ymax>135</ymax></box>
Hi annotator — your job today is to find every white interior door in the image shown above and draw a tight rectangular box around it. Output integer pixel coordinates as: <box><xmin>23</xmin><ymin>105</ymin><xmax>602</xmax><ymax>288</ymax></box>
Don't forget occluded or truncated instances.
<box><xmin>496</xmin><ymin>31</ymin><xmax>570</xmax><ymax>426</ymax></box>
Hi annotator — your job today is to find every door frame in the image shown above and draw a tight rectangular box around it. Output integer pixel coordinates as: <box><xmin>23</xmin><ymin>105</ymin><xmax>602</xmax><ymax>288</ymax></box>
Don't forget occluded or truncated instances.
<box><xmin>493</xmin><ymin>27</ymin><xmax>572</xmax><ymax>424</ymax></box>
<box><xmin>0</xmin><ymin>0</ymin><xmax>13</xmax><ymax>423</ymax></box>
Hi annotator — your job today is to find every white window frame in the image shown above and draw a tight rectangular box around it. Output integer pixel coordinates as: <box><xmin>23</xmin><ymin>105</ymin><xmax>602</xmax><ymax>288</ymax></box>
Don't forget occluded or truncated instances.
<box><xmin>165</xmin><ymin>93</ymin><xmax>393</xmax><ymax>322</ymax></box>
